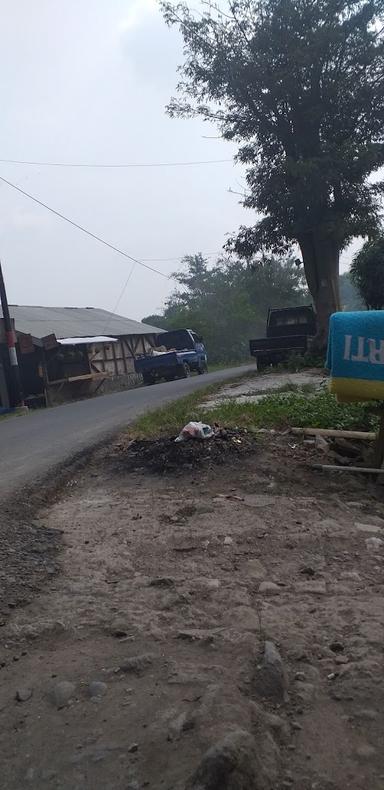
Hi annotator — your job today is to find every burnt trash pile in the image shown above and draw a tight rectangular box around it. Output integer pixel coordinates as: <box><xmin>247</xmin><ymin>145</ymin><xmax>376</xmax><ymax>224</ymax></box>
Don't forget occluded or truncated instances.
<box><xmin>115</xmin><ymin>428</ymin><xmax>258</xmax><ymax>475</ymax></box>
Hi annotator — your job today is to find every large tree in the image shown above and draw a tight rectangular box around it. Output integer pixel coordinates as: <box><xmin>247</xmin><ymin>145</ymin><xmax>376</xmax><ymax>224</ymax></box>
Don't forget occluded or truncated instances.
<box><xmin>350</xmin><ymin>236</ymin><xmax>384</xmax><ymax>308</ymax></box>
<box><xmin>162</xmin><ymin>0</ymin><xmax>384</xmax><ymax>346</ymax></box>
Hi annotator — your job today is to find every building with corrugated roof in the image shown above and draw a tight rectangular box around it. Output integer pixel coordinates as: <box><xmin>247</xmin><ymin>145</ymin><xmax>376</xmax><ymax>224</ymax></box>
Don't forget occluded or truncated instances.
<box><xmin>0</xmin><ymin>305</ymin><xmax>164</xmax><ymax>407</ymax></box>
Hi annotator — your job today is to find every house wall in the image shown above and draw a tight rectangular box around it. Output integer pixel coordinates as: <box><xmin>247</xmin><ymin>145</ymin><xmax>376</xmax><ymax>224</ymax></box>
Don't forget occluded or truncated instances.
<box><xmin>88</xmin><ymin>334</ymin><xmax>156</xmax><ymax>377</ymax></box>
<box><xmin>2</xmin><ymin>331</ymin><xmax>159</xmax><ymax>407</ymax></box>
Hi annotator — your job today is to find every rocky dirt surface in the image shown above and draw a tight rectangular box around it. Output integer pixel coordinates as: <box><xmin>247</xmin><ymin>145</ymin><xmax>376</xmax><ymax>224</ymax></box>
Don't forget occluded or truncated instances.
<box><xmin>1</xmin><ymin>434</ymin><xmax>384</xmax><ymax>790</ymax></box>
<box><xmin>201</xmin><ymin>369</ymin><xmax>325</xmax><ymax>407</ymax></box>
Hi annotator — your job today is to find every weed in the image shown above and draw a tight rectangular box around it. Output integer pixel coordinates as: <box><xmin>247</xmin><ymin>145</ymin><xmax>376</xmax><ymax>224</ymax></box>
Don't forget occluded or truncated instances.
<box><xmin>272</xmin><ymin>352</ymin><xmax>325</xmax><ymax>373</ymax></box>
<box><xmin>130</xmin><ymin>384</ymin><xmax>219</xmax><ymax>438</ymax></box>
<box><xmin>200</xmin><ymin>391</ymin><xmax>378</xmax><ymax>432</ymax></box>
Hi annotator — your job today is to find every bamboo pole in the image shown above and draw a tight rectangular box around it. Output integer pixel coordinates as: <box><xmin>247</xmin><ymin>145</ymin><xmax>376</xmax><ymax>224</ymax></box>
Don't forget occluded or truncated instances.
<box><xmin>312</xmin><ymin>463</ymin><xmax>384</xmax><ymax>474</ymax></box>
<box><xmin>291</xmin><ymin>427</ymin><xmax>376</xmax><ymax>441</ymax></box>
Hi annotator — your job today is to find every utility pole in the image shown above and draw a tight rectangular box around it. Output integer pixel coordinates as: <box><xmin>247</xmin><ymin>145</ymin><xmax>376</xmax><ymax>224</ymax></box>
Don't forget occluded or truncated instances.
<box><xmin>0</xmin><ymin>262</ymin><xmax>24</xmax><ymax>407</ymax></box>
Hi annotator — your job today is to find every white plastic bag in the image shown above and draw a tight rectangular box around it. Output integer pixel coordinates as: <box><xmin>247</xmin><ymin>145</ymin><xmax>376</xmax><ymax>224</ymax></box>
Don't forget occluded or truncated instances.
<box><xmin>175</xmin><ymin>421</ymin><xmax>214</xmax><ymax>443</ymax></box>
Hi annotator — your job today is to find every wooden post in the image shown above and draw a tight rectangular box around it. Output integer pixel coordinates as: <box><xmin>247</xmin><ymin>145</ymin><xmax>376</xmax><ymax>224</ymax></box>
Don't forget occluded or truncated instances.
<box><xmin>373</xmin><ymin>412</ymin><xmax>384</xmax><ymax>470</ymax></box>
<box><xmin>0</xmin><ymin>262</ymin><xmax>24</xmax><ymax>406</ymax></box>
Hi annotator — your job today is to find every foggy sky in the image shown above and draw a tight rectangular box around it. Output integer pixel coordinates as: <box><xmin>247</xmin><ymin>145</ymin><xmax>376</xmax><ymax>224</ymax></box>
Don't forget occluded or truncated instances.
<box><xmin>0</xmin><ymin>1</ymin><xmax>353</xmax><ymax>321</ymax></box>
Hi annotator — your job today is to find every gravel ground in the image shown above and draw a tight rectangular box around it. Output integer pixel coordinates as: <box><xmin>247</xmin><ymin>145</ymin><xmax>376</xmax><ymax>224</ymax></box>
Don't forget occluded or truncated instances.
<box><xmin>202</xmin><ymin>369</ymin><xmax>326</xmax><ymax>407</ymax></box>
<box><xmin>1</xmin><ymin>432</ymin><xmax>384</xmax><ymax>789</ymax></box>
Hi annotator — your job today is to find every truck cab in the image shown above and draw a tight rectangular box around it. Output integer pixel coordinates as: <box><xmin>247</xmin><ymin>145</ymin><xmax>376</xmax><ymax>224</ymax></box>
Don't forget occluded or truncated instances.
<box><xmin>249</xmin><ymin>306</ymin><xmax>316</xmax><ymax>367</ymax></box>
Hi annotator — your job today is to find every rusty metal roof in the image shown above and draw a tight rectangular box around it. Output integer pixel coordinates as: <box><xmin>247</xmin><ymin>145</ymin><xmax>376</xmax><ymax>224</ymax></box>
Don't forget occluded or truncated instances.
<box><xmin>0</xmin><ymin>305</ymin><xmax>163</xmax><ymax>340</ymax></box>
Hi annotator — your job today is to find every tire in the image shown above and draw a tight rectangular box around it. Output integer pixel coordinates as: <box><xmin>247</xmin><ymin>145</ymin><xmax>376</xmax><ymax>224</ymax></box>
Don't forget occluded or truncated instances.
<box><xmin>181</xmin><ymin>363</ymin><xmax>191</xmax><ymax>378</ymax></box>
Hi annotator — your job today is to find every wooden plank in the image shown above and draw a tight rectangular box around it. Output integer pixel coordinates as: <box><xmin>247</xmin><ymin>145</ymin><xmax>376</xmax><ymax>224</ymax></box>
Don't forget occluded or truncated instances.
<box><xmin>47</xmin><ymin>372</ymin><xmax>110</xmax><ymax>385</ymax></box>
<box><xmin>312</xmin><ymin>463</ymin><xmax>384</xmax><ymax>474</ymax></box>
<box><xmin>124</xmin><ymin>336</ymin><xmax>136</xmax><ymax>357</ymax></box>
<box><xmin>111</xmin><ymin>341</ymin><xmax>119</xmax><ymax>377</ymax></box>
<box><xmin>291</xmin><ymin>427</ymin><xmax>376</xmax><ymax>441</ymax></box>
<box><xmin>119</xmin><ymin>340</ymin><xmax>128</xmax><ymax>374</ymax></box>
<box><xmin>373</xmin><ymin>413</ymin><xmax>384</xmax><ymax>469</ymax></box>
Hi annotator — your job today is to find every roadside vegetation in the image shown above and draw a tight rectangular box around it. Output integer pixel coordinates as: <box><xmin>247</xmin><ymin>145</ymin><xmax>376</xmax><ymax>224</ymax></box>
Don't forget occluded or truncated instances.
<box><xmin>162</xmin><ymin>0</ymin><xmax>384</xmax><ymax>348</ymax></box>
<box><xmin>130</xmin><ymin>380</ymin><xmax>378</xmax><ymax>439</ymax></box>
<box><xmin>203</xmin><ymin>390</ymin><xmax>378</xmax><ymax>433</ymax></box>
<box><xmin>143</xmin><ymin>253</ymin><xmax>309</xmax><ymax>365</ymax></box>
<box><xmin>143</xmin><ymin>255</ymin><xmax>361</xmax><ymax>367</ymax></box>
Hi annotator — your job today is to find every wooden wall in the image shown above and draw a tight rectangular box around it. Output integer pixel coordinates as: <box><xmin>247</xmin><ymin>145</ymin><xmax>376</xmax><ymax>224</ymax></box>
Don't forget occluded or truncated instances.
<box><xmin>88</xmin><ymin>334</ymin><xmax>156</xmax><ymax>378</ymax></box>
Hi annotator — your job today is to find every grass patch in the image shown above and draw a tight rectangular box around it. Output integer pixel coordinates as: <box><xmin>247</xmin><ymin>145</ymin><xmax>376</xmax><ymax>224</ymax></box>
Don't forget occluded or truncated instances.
<box><xmin>200</xmin><ymin>391</ymin><xmax>378</xmax><ymax>432</ymax></box>
<box><xmin>129</xmin><ymin>377</ymin><xmax>378</xmax><ymax>439</ymax></box>
<box><xmin>274</xmin><ymin>352</ymin><xmax>326</xmax><ymax>372</ymax></box>
<box><xmin>130</xmin><ymin>384</ymin><xmax>221</xmax><ymax>438</ymax></box>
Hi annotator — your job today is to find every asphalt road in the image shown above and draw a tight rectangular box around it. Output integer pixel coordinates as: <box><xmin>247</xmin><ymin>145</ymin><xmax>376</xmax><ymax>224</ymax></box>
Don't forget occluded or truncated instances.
<box><xmin>0</xmin><ymin>365</ymin><xmax>254</xmax><ymax>496</ymax></box>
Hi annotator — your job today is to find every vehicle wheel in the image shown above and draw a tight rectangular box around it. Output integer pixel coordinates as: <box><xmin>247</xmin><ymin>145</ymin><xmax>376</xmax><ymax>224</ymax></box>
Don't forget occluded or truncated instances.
<box><xmin>182</xmin><ymin>363</ymin><xmax>191</xmax><ymax>378</ymax></box>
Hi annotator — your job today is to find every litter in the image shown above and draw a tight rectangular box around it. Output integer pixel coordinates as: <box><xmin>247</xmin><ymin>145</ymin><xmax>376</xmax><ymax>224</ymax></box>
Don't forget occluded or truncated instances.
<box><xmin>365</xmin><ymin>537</ymin><xmax>383</xmax><ymax>551</ymax></box>
<box><xmin>175</xmin><ymin>421</ymin><xmax>214</xmax><ymax>443</ymax></box>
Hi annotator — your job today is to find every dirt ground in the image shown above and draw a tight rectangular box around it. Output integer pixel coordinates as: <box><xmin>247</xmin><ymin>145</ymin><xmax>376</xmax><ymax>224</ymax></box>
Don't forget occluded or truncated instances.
<box><xmin>1</xmin><ymin>432</ymin><xmax>384</xmax><ymax>790</ymax></box>
<box><xmin>201</xmin><ymin>369</ymin><xmax>325</xmax><ymax>407</ymax></box>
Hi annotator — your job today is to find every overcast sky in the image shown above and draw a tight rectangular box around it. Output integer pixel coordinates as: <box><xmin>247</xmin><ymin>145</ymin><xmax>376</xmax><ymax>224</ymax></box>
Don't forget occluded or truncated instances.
<box><xmin>0</xmin><ymin>0</ymin><xmax>355</xmax><ymax>321</ymax></box>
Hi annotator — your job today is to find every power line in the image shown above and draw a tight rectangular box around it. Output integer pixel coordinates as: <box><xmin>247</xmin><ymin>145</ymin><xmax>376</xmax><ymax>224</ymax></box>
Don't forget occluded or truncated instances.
<box><xmin>104</xmin><ymin>261</ymin><xmax>137</xmax><ymax>333</ymax></box>
<box><xmin>0</xmin><ymin>157</ymin><xmax>232</xmax><ymax>169</ymax></box>
<box><xmin>140</xmin><ymin>252</ymin><xmax>221</xmax><ymax>262</ymax></box>
<box><xmin>0</xmin><ymin>174</ymin><xmax>171</xmax><ymax>280</ymax></box>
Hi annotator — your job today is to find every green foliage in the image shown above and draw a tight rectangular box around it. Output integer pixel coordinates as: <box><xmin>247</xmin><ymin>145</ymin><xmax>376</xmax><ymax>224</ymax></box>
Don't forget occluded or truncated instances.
<box><xmin>130</xmin><ymin>385</ymin><xmax>217</xmax><ymax>438</ymax></box>
<box><xmin>350</xmin><ymin>237</ymin><xmax>384</xmax><ymax>309</ymax></box>
<box><xmin>163</xmin><ymin>0</ymin><xmax>384</xmax><ymax>253</ymax></box>
<box><xmin>202</xmin><ymin>391</ymin><xmax>378</xmax><ymax>432</ymax></box>
<box><xmin>144</xmin><ymin>253</ymin><xmax>308</xmax><ymax>363</ymax></box>
<box><xmin>141</xmin><ymin>314</ymin><xmax>170</xmax><ymax>330</ymax></box>
<box><xmin>129</xmin><ymin>375</ymin><xmax>257</xmax><ymax>437</ymax></box>
<box><xmin>273</xmin><ymin>352</ymin><xmax>325</xmax><ymax>373</ymax></box>
<box><xmin>162</xmin><ymin>0</ymin><xmax>384</xmax><ymax>337</ymax></box>
<box><xmin>129</xmin><ymin>382</ymin><xmax>378</xmax><ymax>439</ymax></box>
<box><xmin>339</xmin><ymin>272</ymin><xmax>364</xmax><ymax>311</ymax></box>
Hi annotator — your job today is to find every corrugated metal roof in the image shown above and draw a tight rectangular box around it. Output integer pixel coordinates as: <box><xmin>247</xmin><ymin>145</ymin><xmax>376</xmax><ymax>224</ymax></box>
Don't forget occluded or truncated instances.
<box><xmin>0</xmin><ymin>305</ymin><xmax>163</xmax><ymax>340</ymax></box>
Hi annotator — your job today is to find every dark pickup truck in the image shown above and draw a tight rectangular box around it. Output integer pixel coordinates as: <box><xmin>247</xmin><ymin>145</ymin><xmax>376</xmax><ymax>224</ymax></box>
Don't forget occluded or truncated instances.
<box><xmin>135</xmin><ymin>329</ymin><xmax>208</xmax><ymax>385</ymax></box>
<box><xmin>249</xmin><ymin>306</ymin><xmax>316</xmax><ymax>367</ymax></box>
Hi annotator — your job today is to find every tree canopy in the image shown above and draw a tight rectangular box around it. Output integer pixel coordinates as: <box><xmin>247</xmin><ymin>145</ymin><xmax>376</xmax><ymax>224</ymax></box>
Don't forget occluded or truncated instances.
<box><xmin>339</xmin><ymin>271</ymin><xmax>364</xmax><ymax>310</ymax></box>
<box><xmin>162</xmin><ymin>0</ymin><xmax>384</xmax><ymax>344</ymax></box>
<box><xmin>350</xmin><ymin>236</ymin><xmax>384</xmax><ymax>309</ymax></box>
<box><xmin>143</xmin><ymin>253</ymin><xmax>308</xmax><ymax>362</ymax></box>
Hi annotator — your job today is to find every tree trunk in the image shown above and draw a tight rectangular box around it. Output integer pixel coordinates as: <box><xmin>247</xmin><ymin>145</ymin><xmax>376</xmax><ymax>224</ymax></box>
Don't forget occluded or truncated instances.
<box><xmin>298</xmin><ymin>233</ymin><xmax>341</xmax><ymax>352</ymax></box>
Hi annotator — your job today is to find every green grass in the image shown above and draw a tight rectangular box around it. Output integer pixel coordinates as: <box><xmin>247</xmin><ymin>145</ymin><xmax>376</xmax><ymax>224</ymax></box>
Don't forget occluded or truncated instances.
<box><xmin>274</xmin><ymin>352</ymin><xmax>326</xmax><ymax>372</ymax></box>
<box><xmin>130</xmin><ymin>385</ymin><xmax>378</xmax><ymax>439</ymax></box>
<box><xmin>131</xmin><ymin>384</ymin><xmax>221</xmax><ymax>438</ymax></box>
<box><xmin>199</xmin><ymin>390</ymin><xmax>378</xmax><ymax>432</ymax></box>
